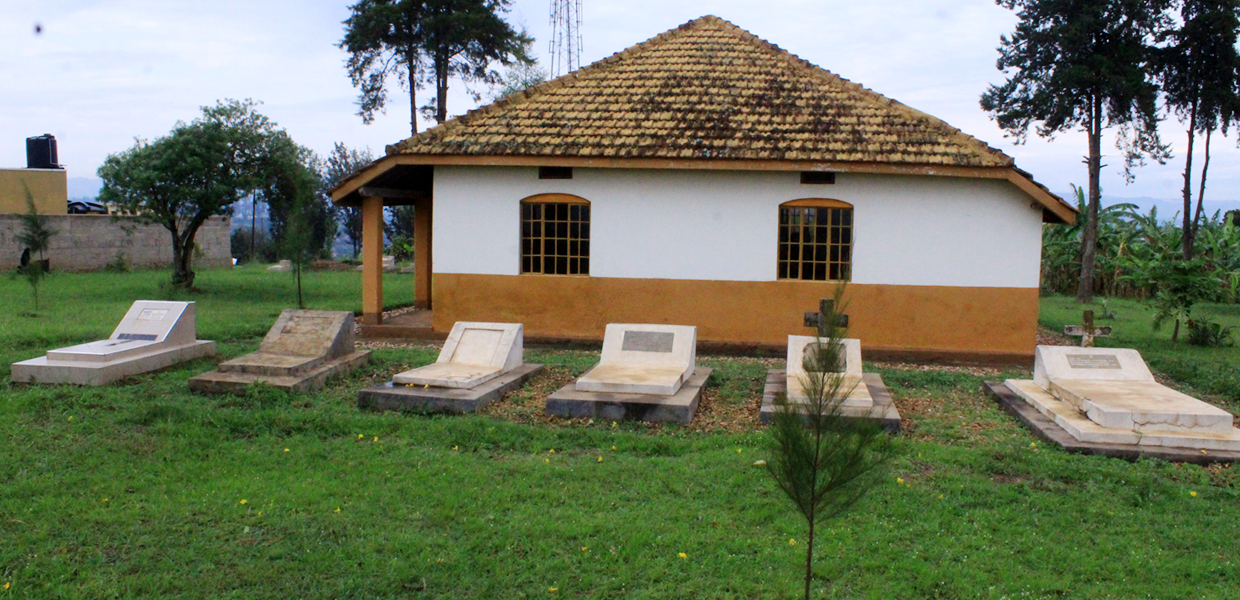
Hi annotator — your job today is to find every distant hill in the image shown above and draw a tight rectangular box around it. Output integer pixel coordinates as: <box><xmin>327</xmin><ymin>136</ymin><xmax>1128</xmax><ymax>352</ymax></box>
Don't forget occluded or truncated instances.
<box><xmin>68</xmin><ymin>177</ymin><xmax>102</xmax><ymax>200</ymax></box>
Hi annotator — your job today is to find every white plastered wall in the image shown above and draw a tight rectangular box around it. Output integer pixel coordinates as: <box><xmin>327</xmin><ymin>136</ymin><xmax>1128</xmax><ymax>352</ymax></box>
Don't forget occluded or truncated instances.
<box><xmin>431</xmin><ymin>166</ymin><xmax>1045</xmax><ymax>288</ymax></box>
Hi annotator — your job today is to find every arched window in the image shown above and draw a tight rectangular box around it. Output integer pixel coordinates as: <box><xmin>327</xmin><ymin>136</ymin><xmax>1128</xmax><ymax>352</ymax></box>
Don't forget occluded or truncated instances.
<box><xmin>521</xmin><ymin>193</ymin><xmax>590</xmax><ymax>276</ymax></box>
<box><xmin>778</xmin><ymin>199</ymin><xmax>852</xmax><ymax>281</ymax></box>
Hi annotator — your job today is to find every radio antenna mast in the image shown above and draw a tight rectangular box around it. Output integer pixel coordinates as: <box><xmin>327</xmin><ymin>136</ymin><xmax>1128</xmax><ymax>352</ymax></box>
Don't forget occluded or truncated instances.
<box><xmin>549</xmin><ymin>0</ymin><xmax>582</xmax><ymax>77</ymax></box>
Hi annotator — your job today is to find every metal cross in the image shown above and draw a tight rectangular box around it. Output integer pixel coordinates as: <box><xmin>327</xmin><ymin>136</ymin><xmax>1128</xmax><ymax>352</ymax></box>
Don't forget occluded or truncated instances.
<box><xmin>804</xmin><ymin>298</ymin><xmax>849</xmax><ymax>329</ymax></box>
<box><xmin>1064</xmin><ymin>310</ymin><xmax>1112</xmax><ymax>347</ymax></box>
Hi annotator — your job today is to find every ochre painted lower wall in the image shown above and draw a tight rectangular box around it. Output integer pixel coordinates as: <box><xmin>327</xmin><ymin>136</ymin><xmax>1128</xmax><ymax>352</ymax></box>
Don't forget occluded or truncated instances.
<box><xmin>433</xmin><ymin>273</ymin><xmax>1039</xmax><ymax>360</ymax></box>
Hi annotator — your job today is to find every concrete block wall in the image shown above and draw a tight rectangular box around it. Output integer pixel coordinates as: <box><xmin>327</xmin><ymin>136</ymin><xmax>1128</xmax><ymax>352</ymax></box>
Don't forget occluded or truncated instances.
<box><xmin>0</xmin><ymin>215</ymin><xmax>232</xmax><ymax>271</ymax></box>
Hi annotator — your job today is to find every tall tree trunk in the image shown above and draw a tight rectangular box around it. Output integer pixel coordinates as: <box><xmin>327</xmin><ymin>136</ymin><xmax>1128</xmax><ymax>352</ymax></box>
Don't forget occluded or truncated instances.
<box><xmin>1181</xmin><ymin>104</ymin><xmax>1198</xmax><ymax>260</ymax></box>
<box><xmin>804</xmin><ymin>518</ymin><xmax>814</xmax><ymax>600</ymax></box>
<box><xmin>1191</xmin><ymin>127</ymin><xmax>1213</xmax><ymax>253</ymax></box>
<box><xmin>1077</xmin><ymin>97</ymin><xmax>1102</xmax><ymax>304</ymax></box>
<box><xmin>171</xmin><ymin>228</ymin><xmax>195</xmax><ymax>288</ymax></box>
<box><xmin>436</xmin><ymin>52</ymin><xmax>449</xmax><ymax>124</ymax></box>
<box><xmin>407</xmin><ymin>51</ymin><xmax>419</xmax><ymax>136</ymax></box>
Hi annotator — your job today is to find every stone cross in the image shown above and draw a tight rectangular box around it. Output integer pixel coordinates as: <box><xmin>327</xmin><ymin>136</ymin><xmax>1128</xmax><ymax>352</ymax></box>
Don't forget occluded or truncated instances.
<box><xmin>1064</xmin><ymin>310</ymin><xmax>1112</xmax><ymax>348</ymax></box>
<box><xmin>804</xmin><ymin>298</ymin><xmax>849</xmax><ymax>329</ymax></box>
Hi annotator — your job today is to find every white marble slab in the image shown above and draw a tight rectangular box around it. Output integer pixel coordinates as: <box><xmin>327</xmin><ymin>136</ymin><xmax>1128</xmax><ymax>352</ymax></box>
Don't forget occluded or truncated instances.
<box><xmin>576</xmin><ymin>324</ymin><xmax>696</xmax><ymax>396</ymax></box>
<box><xmin>1032</xmin><ymin>345</ymin><xmax>1153</xmax><ymax>389</ymax></box>
<box><xmin>394</xmin><ymin>322</ymin><xmax>524</xmax><ymax>389</ymax></box>
<box><xmin>784</xmin><ymin>336</ymin><xmax>871</xmax><ymax>408</ymax></box>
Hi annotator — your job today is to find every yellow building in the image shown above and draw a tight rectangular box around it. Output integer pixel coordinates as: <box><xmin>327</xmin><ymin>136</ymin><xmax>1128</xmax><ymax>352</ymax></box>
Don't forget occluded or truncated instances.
<box><xmin>0</xmin><ymin>168</ymin><xmax>67</xmax><ymax>215</ymax></box>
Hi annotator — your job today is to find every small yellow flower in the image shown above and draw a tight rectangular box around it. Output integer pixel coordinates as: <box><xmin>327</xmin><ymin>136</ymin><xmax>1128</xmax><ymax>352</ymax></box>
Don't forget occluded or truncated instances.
<box><xmin>549</xmin><ymin>449</ymin><xmax>555</xmax><ymax>454</ymax></box>
<box><xmin>545</xmin><ymin>458</ymin><xmax>550</xmax><ymax>463</ymax></box>
<box><xmin>896</xmin><ymin>477</ymin><xmax>904</xmax><ymax>484</ymax></box>
<box><xmin>453</xmin><ymin>445</ymin><xmax>458</xmax><ymax>451</ymax></box>
<box><xmin>611</xmin><ymin>446</ymin><xmax>616</xmax><ymax>451</ymax></box>
<box><xmin>334</xmin><ymin>507</ymin><xmax>341</xmax><ymax>513</ymax></box>
<box><xmin>1202</xmin><ymin>450</ymin><xmax>1208</xmax><ymax>454</ymax></box>
<box><xmin>597</xmin><ymin>456</ymin><xmax>603</xmax><ymax>462</ymax></box>
<box><xmin>939</xmin><ymin>494</ymin><xmax>945</xmax><ymax>499</ymax></box>
<box><xmin>611</xmin><ymin>421</ymin><xmax>617</xmax><ymax>428</ymax></box>
<box><xmin>1191</xmin><ymin>491</ymin><xmax>1198</xmax><ymax>497</ymax></box>
<box><xmin>423</xmin><ymin>384</ymin><xmax>429</xmax><ymax>389</ymax></box>
<box><xmin>4</xmin><ymin>581</ymin><xmax>10</xmax><ymax>589</ymax></box>
<box><xmin>549</xmin><ymin>587</ymin><xmax>558</xmax><ymax>592</ymax></box>
<box><xmin>789</xmin><ymin>538</ymin><xmax>796</xmax><ymax>545</ymax></box>
<box><xmin>581</xmin><ymin>546</ymin><xmax>588</xmax><ymax>552</ymax></box>
<box><xmin>737</xmin><ymin>448</ymin><xmax>742</xmax><ymax>453</ymax></box>
<box><xmin>358</xmin><ymin>434</ymin><xmax>364</xmax><ymax>439</ymax></box>
<box><xmin>373</xmin><ymin>436</ymin><xmax>378</xmax><ymax>442</ymax></box>
<box><xmin>258</xmin><ymin>512</ymin><xmax>262</xmax><ymax>516</ymax></box>
<box><xmin>1030</xmin><ymin>442</ymin><xmax>1037</xmax><ymax>448</ymax></box>
<box><xmin>101</xmin><ymin>498</ymin><xmax>108</xmax><ymax>503</ymax></box>
<box><xmin>284</xmin><ymin>448</ymin><xmax>289</xmax><ymax>452</ymax></box>
<box><xmin>239</xmin><ymin>499</ymin><xmax>247</xmax><ymax>505</ymax></box>
<box><xmin>68</xmin><ymin>416</ymin><xmax>73</xmax><ymax>421</ymax></box>
<box><xmin>678</xmin><ymin>552</ymin><xmax>687</xmax><ymax>559</ymax></box>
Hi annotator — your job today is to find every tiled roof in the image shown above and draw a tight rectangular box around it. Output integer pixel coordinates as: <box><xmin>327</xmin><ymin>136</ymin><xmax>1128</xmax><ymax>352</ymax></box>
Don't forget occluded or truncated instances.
<box><xmin>393</xmin><ymin>15</ymin><xmax>1014</xmax><ymax>168</ymax></box>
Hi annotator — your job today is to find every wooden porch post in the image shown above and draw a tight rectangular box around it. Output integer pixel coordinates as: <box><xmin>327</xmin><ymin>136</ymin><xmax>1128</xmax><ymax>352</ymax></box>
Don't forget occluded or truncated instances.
<box><xmin>414</xmin><ymin>197</ymin><xmax>433</xmax><ymax>309</ymax></box>
<box><xmin>361</xmin><ymin>194</ymin><xmax>384</xmax><ymax>325</ymax></box>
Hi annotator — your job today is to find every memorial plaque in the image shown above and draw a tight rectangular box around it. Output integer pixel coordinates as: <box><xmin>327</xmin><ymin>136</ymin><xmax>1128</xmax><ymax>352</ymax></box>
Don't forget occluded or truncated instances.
<box><xmin>282</xmin><ymin>315</ymin><xmax>333</xmax><ymax>335</ymax></box>
<box><xmin>1066</xmin><ymin>354</ymin><xmax>1122</xmax><ymax>369</ymax></box>
<box><xmin>138</xmin><ymin>309</ymin><xmax>168</xmax><ymax>321</ymax></box>
<box><xmin>117</xmin><ymin>333</ymin><xmax>158</xmax><ymax>341</ymax></box>
<box><xmin>622</xmin><ymin>331</ymin><xmax>675</xmax><ymax>353</ymax></box>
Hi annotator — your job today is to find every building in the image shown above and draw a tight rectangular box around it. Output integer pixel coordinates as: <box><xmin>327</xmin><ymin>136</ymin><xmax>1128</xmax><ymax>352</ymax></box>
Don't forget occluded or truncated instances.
<box><xmin>330</xmin><ymin>16</ymin><xmax>1075</xmax><ymax>363</ymax></box>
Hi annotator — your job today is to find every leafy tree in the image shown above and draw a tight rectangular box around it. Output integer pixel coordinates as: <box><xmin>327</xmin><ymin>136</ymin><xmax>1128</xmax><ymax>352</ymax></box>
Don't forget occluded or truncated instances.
<box><xmin>981</xmin><ymin>0</ymin><xmax>1170</xmax><ymax>304</ymax></box>
<box><xmin>341</xmin><ymin>0</ymin><xmax>533</xmax><ymax>132</ymax></box>
<box><xmin>321</xmin><ymin>143</ymin><xmax>375</xmax><ymax>258</ymax></box>
<box><xmin>264</xmin><ymin>138</ymin><xmax>335</xmax><ymax>262</ymax></box>
<box><xmin>490</xmin><ymin>51</ymin><xmax>548</xmax><ymax>100</ymax></box>
<box><xmin>15</xmin><ymin>190</ymin><xmax>56</xmax><ymax>312</ymax></box>
<box><xmin>341</xmin><ymin>0</ymin><xmax>429</xmax><ymax>136</ymax></box>
<box><xmin>1155</xmin><ymin>0</ymin><xmax>1240</xmax><ymax>260</ymax></box>
<box><xmin>419</xmin><ymin>0</ymin><xmax>533</xmax><ymax>124</ymax></box>
<box><xmin>98</xmin><ymin>99</ymin><xmax>301</xmax><ymax>288</ymax></box>
<box><xmin>767</xmin><ymin>287</ymin><xmax>892</xmax><ymax>600</ymax></box>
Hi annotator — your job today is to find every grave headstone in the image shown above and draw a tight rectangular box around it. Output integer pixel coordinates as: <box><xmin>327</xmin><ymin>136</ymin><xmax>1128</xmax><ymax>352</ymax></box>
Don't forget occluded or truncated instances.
<box><xmin>267</xmin><ymin>260</ymin><xmax>292</xmax><ymax>272</ymax></box>
<box><xmin>1000</xmin><ymin>345</ymin><xmax>1240</xmax><ymax>452</ymax></box>
<box><xmin>575</xmin><ymin>324</ymin><xmax>698</xmax><ymax>396</ymax></box>
<box><xmin>783</xmin><ymin>336</ymin><xmax>870</xmax><ymax>408</ymax></box>
<box><xmin>358</xmin><ymin>322</ymin><xmax>542</xmax><ymax>414</ymax></box>
<box><xmin>545</xmin><ymin>324</ymin><xmax>709</xmax><ymax>424</ymax></box>
<box><xmin>188</xmin><ymin>310</ymin><xmax>370</xmax><ymax>393</ymax></box>
<box><xmin>11</xmin><ymin>301</ymin><xmax>216</xmax><ymax>386</ymax></box>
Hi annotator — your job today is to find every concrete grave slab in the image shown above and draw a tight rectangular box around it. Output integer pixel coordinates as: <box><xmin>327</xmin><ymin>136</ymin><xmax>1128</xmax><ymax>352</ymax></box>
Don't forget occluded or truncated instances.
<box><xmin>760</xmin><ymin>371</ymin><xmax>900</xmax><ymax>431</ymax></box>
<box><xmin>393</xmin><ymin>322</ymin><xmax>523</xmax><ymax>389</ymax></box>
<box><xmin>188</xmin><ymin>310</ymin><xmax>369</xmax><ymax>394</ymax></box>
<box><xmin>546</xmin><ymin>366</ymin><xmax>711</xmax><ymax>425</ymax></box>
<box><xmin>361</xmin><ymin>322</ymin><xmax>540</xmax><ymax>414</ymax></box>
<box><xmin>575</xmin><ymin>324</ymin><xmax>697</xmax><ymax>396</ymax></box>
<box><xmin>11</xmin><ymin>301</ymin><xmax>215</xmax><ymax>386</ymax></box>
<box><xmin>998</xmin><ymin>345</ymin><xmax>1240</xmax><ymax>455</ymax></box>
<box><xmin>784</xmin><ymin>336</ymin><xmax>871</xmax><ymax>408</ymax></box>
<box><xmin>985</xmin><ymin>381</ymin><xmax>1240</xmax><ymax>464</ymax></box>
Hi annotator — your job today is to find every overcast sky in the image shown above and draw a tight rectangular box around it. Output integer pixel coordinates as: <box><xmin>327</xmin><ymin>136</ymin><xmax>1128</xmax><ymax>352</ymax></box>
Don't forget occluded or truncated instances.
<box><xmin>3</xmin><ymin>0</ymin><xmax>1238</xmax><ymax>208</ymax></box>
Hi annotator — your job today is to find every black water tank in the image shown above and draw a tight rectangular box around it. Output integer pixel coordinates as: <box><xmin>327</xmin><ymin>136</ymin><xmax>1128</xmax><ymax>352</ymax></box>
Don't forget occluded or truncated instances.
<box><xmin>26</xmin><ymin>134</ymin><xmax>60</xmax><ymax>169</ymax></box>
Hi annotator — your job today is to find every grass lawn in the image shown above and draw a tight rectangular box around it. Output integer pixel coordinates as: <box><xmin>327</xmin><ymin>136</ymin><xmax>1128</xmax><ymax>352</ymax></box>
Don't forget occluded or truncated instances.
<box><xmin>0</xmin><ymin>272</ymin><xmax>1237</xmax><ymax>599</ymax></box>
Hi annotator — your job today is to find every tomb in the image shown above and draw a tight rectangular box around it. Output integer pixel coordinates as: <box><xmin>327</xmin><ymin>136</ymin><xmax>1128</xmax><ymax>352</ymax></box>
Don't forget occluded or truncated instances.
<box><xmin>544</xmin><ymin>324</ymin><xmax>710</xmax><ymax>424</ymax></box>
<box><xmin>358</xmin><ymin>322</ymin><xmax>542</xmax><ymax>413</ymax></box>
<box><xmin>11</xmin><ymin>301</ymin><xmax>216</xmax><ymax>386</ymax></box>
<box><xmin>986</xmin><ymin>345</ymin><xmax>1240</xmax><ymax>461</ymax></box>
<box><xmin>760</xmin><ymin>335</ymin><xmax>901</xmax><ymax>430</ymax></box>
<box><xmin>188</xmin><ymin>310</ymin><xmax>370</xmax><ymax>393</ymax></box>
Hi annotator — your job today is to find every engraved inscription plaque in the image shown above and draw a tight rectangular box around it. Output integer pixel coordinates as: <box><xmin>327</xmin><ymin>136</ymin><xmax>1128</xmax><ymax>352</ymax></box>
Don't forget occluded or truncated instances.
<box><xmin>117</xmin><ymin>333</ymin><xmax>158</xmax><ymax>341</ymax></box>
<box><xmin>622</xmin><ymin>331</ymin><xmax>675</xmax><ymax>353</ymax></box>
<box><xmin>1066</xmin><ymin>354</ymin><xmax>1122</xmax><ymax>369</ymax></box>
<box><xmin>138</xmin><ymin>309</ymin><xmax>169</xmax><ymax>321</ymax></box>
<box><xmin>282</xmin><ymin>316</ymin><xmax>332</xmax><ymax>335</ymax></box>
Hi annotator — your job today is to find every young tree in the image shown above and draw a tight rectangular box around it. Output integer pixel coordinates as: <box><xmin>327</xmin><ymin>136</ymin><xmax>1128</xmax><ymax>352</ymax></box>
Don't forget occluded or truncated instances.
<box><xmin>767</xmin><ymin>287</ymin><xmax>892</xmax><ymax>600</ymax></box>
<box><xmin>98</xmin><ymin>99</ymin><xmax>298</xmax><ymax>288</ymax></box>
<box><xmin>321</xmin><ymin>142</ymin><xmax>375</xmax><ymax>258</ymax></box>
<box><xmin>420</xmin><ymin>0</ymin><xmax>533</xmax><ymax>124</ymax></box>
<box><xmin>1155</xmin><ymin>0</ymin><xmax>1240</xmax><ymax>260</ymax></box>
<box><xmin>341</xmin><ymin>0</ymin><xmax>429</xmax><ymax>136</ymax></box>
<box><xmin>489</xmin><ymin>46</ymin><xmax>548</xmax><ymax>100</ymax></box>
<box><xmin>16</xmin><ymin>190</ymin><xmax>56</xmax><ymax>312</ymax></box>
<box><xmin>981</xmin><ymin>0</ymin><xmax>1170</xmax><ymax>304</ymax></box>
<box><xmin>265</xmin><ymin>138</ymin><xmax>335</xmax><ymax>262</ymax></box>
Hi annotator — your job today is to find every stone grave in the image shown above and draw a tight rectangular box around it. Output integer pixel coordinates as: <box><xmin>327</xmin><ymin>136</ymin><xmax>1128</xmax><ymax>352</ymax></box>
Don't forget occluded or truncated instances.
<box><xmin>760</xmin><ymin>335</ymin><xmax>901</xmax><ymax>430</ymax></box>
<box><xmin>11</xmin><ymin>301</ymin><xmax>216</xmax><ymax>386</ymax></box>
<box><xmin>358</xmin><ymin>322</ymin><xmax>542</xmax><ymax>413</ymax></box>
<box><xmin>986</xmin><ymin>345</ymin><xmax>1240</xmax><ymax>462</ymax></box>
<box><xmin>188</xmin><ymin>310</ymin><xmax>370</xmax><ymax>393</ymax></box>
<box><xmin>267</xmin><ymin>260</ymin><xmax>292</xmax><ymax>272</ymax></box>
<box><xmin>545</xmin><ymin>324</ymin><xmax>710</xmax><ymax>424</ymax></box>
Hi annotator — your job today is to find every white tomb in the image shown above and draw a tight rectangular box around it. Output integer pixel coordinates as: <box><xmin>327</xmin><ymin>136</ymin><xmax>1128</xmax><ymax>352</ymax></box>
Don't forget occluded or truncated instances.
<box><xmin>11</xmin><ymin>301</ymin><xmax>216</xmax><ymax>386</ymax></box>
<box><xmin>576</xmin><ymin>324</ymin><xmax>697</xmax><ymax>396</ymax></box>
<box><xmin>784</xmin><ymin>336</ymin><xmax>872</xmax><ymax>408</ymax></box>
<box><xmin>1005</xmin><ymin>346</ymin><xmax>1240</xmax><ymax>450</ymax></box>
<box><xmin>393</xmin><ymin>322</ymin><xmax>524</xmax><ymax>389</ymax></box>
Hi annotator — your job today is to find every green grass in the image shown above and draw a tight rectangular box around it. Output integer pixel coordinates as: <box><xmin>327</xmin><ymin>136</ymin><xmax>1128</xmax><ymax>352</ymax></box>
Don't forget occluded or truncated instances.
<box><xmin>1</xmin><ymin>273</ymin><xmax>1238</xmax><ymax>598</ymax></box>
<box><xmin>1039</xmin><ymin>295</ymin><xmax>1240</xmax><ymax>411</ymax></box>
